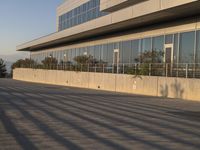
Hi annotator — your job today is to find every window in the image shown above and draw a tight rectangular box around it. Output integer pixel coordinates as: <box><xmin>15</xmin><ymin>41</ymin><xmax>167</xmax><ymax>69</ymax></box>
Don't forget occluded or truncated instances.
<box><xmin>67</xmin><ymin>49</ymin><xmax>72</xmax><ymax>62</ymax></box>
<box><xmin>196</xmin><ymin>31</ymin><xmax>200</xmax><ymax>63</ymax></box>
<box><xmin>76</xmin><ymin>48</ymin><xmax>80</xmax><ymax>58</ymax></box>
<box><xmin>34</xmin><ymin>30</ymin><xmax>199</xmax><ymax>65</ymax></box>
<box><xmin>107</xmin><ymin>43</ymin><xmax>114</xmax><ymax>64</ymax></box>
<box><xmin>102</xmin><ymin>44</ymin><xmax>108</xmax><ymax>63</ymax></box>
<box><xmin>71</xmin><ymin>49</ymin><xmax>76</xmax><ymax>63</ymax></box>
<box><xmin>122</xmin><ymin>41</ymin><xmax>131</xmax><ymax>64</ymax></box>
<box><xmin>94</xmin><ymin>45</ymin><xmax>101</xmax><ymax>62</ymax></box>
<box><xmin>131</xmin><ymin>40</ymin><xmax>140</xmax><ymax>63</ymax></box>
<box><xmin>88</xmin><ymin>46</ymin><xmax>94</xmax><ymax>58</ymax></box>
<box><xmin>153</xmin><ymin>36</ymin><xmax>164</xmax><ymax>52</ymax></box>
<box><xmin>165</xmin><ymin>34</ymin><xmax>173</xmax><ymax>44</ymax></box>
<box><xmin>141</xmin><ymin>37</ymin><xmax>152</xmax><ymax>53</ymax></box>
<box><xmin>59</xmin><ymin>51</ymin><xmax>64</xmax><ymax>63</ymax></box>
<box><xmin>173</xmin><ymin>33</ymin><xmax>179</xmax><ymax>63</ymax></box>
<box><xmin>64</xmin><ymin>50</ymin><xmax>69</xmax><ymax>62</ymax></box>
<box><xmin>58</xmin><ymin>0</ymin><xmax>108</xmax><ymax>31</ymax></box>
<box><xmin>179</xmin><ymin>31</ymin><xmax>195</xmax><ymax>63</ymax></box>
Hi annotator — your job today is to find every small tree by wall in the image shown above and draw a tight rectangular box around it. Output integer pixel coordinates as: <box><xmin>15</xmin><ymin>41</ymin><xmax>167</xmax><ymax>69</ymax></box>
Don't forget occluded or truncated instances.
<box><xmin>134</xmin><ymin>50</ymin><xmax>164</xmax><ymax>75</ymax></box>
<box><xmin>42</xmin><ymin>57</ymin><xmax>58</xmax><ymax>65</ymax></box>
<box><xmin>135</xmin><ymin>50</ymin><xmax>164</xmax><ymax>63</ymax></box>
<box><xmin>0</xmin><ymin>59</ymin><xmax>7</xmax><ymax>78</ymax></box>
<box><xmin>73</xmin><ymin>55</ymin><xmax>107</xmax><ymax>72</ymax></box>
<box><xmin>12</xmin><ymin>58</ymin><xmax>36</xmax><ymax>69</ymax></box>
<box><xmin>40</xmin><ymin>57</ymin><xmax>58</xmax><ymax>69</ymax></box>
<box><xmin>74</xmin><ymin>55</ymin><xmax>98</xmax><ymax>65</ymax></box>
<box><xmin>11</xmin><ymin>58</ymin><xmax>36</xmax><ymax>77</ymax></box>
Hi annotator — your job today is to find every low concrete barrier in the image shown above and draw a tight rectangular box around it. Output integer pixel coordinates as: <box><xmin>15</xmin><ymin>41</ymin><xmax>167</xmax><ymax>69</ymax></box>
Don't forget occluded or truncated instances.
<box><xmin>13</xmin><ymin>68</ymin><xmax>200</xmax><ymax>101</ymax></box>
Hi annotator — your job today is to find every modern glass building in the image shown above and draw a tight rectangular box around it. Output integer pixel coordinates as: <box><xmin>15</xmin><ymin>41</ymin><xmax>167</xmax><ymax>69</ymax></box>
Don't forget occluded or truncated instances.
<box><xmin>17</xmin><ymin>0</ymin><xmax>200</xmax><ymax>66</ymax></box>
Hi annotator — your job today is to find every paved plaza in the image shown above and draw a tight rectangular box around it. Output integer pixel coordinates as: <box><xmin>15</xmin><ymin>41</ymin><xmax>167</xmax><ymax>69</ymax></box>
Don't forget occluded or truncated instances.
<box><xmin>0</xmin><ymin>79</ymin><xmax>200</xmax><ymax>150</ymax></box>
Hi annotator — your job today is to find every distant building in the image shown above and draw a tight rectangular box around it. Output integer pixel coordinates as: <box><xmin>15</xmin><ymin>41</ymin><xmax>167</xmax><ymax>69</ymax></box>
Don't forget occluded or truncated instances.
<box><xmin>17</xmin><ymin>0</ymin><xmax>200</xmax><ymax>65</ymax></box>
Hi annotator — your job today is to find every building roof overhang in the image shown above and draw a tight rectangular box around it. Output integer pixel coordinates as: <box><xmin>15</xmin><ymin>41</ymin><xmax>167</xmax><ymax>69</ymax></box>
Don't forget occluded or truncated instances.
<box><xmin>17</xmin><ymin>1</ymin><xmax>200</xmax><ymax>52</ymax></box>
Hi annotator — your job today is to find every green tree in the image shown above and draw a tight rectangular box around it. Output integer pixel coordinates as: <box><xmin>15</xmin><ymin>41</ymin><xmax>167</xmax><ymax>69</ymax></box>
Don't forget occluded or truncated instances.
<box><xmin>41</xmin><ymin>57</ymin><xmax>58</xmax><ymax>69</ymax></box>
<box><xmin>134</xmin><ymin>50</ymin><xmax>164</xmax><ymax>75</ymax></box>
<box><xmin>11</xmin><ymin>58</ymin><xmax>36</xmax><ymax>77</ymax></box>
<box><xmin>73</xmin><ymin>55</ymin><xmax>107</xmax><ymax>72</ymax></box>
<box><xmin>11</xmin><ymin>58</ymin><xmax>35</xmax><ymax>69</ymax></box>
<box><xmin>135</xmin><ymin>50</ymin><xmax>164</xmax><ymax>63</ymax></box>
<box><xmin>0</xmin><ymin>59</ymin><xmax>7</xmax><ymax>78</ymax></box>
<box><xmin>74</xmin><ymin>55</ymin><xmax>91</xmax><ymax>64</ymax></box>
<box><xmin>73</xmin><ymin>55</ymin><xmax>103</xmax><ymax>65</ymax></box>
<box><xmin>42</xmin><ymin>57</ymin><xmax>58</xmax><ymax>65</ymax></box>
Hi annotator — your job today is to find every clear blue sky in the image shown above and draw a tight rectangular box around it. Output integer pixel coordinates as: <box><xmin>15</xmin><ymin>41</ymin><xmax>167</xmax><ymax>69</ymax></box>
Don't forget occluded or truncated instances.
<box><xmin>0</xmin><ymin>0</ymin><xmax>63</xmax><ymax>55</ymax></box>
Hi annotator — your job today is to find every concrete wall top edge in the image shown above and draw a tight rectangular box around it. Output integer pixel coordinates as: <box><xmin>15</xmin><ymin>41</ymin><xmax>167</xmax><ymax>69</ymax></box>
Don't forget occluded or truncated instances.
<box><xmin>13</xmin><ymin>68</ymin><xmax>200</xmax><ymax>101</ymax></box>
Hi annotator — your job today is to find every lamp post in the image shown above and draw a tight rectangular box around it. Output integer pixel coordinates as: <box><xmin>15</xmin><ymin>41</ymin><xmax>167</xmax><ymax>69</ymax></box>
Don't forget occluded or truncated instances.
<box><xmin>84</xmin><ymin>52</ymin><xmax>88</xmax><ymax>56</ymax></box>
<box><xmin>49</xmin><ymin>54</ymin><xmax>52</xmax><ymax>69</ymax></box>
<box><xmin>63</xmin><ymin>54</ymin><xmax>67</xmax><ymax>70</ymax></box>
<box><xmin>64</xmin><ymin>54</ymin><xmax>67</xmax><ymax>62</ymax></box>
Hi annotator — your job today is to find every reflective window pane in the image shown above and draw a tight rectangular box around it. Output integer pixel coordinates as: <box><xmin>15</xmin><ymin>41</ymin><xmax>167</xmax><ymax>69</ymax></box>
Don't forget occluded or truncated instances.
<box><xmin>58</xmin><ymin>0</ymin><xmax>108</xmax><ymax>31</ymax></box>
<box><xmin>107</xmin><ymin>43</ymin><xmax>114</xmax><ymax>64</ymax></box>
<box><xmin>122</xmin><ymin>41</ymin><xmax>131</xmax><ymax>64</ymax></box>
<box><xmin>153</xmin><ymin>35</ymin><xmax>164</xmax><ymax>52</ymax></box>
<box><xmin>179</xmin><ymin>31</ymin><xmax>195</xmax><ymax>63</ymax></box>
<box><xmin>102</xmin><ymin>44</ymin><xmax>108</xmax><ymax>63</ymax></box>
<box><xmin>173</xmin><ymin>33</ymin><xmax>179</xmax><ymax>63</ymax></box>
<box><xmin>141</xmin><ymin>37</ymin><xmax>152</xmax><ymax>53</ymax></box>
<box><xmin>131</xmin><ymin>39</ymin><xmax>140</xmax><ymax>63</ymax></box>
<box><xmin>196</xmin><ymin>30</ymin><xmax>200</xmax><ymax>63</ymax></box>
<box><xmin>165</xmin><ymin>34</ymin><xmax>173</xmax><ymax>44</ymax></box>
<box><xmin>94</xmin><ymin>45</ymin><xmax>101</xmax><ymax>62</ymax></box>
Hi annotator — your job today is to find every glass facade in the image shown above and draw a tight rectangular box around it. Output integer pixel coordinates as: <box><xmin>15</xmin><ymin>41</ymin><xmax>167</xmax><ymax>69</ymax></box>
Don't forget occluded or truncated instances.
<box><xmin>196</xmin><ymin>31</ymin><xmax>200</xmax><ymax>63</ymax></box>
<box><xmin>173</xmin><ymin>33</ymin><xmax>179</xmax><ymax>64</ymax></box>
<box><xmin>141</xmin><ymin>38</ymin><xmax>152</xmax><ymax>53</ymax></box>
<box><xmin>31</xmin><ymin>29</ymin><xmax>200</xmax><ymax>65</ymax></box>
<box><xmin>165</xmin><ymin>34</ymin><xmax>173</xmax><ymax>44</ymax></box>
<box><xmin>179</xmin><ymin>31</ymin><xmax>195</xmax><ymax>63</ymax></box>
<box><xmin>59</xmin><ymin>0</ymin><xmax>108</xmax><ymax>31</ymax></box>
<box><xmin>153</xmin><ymin>36</ymin><xmax>164</xmax><ymax>52</ymax></box>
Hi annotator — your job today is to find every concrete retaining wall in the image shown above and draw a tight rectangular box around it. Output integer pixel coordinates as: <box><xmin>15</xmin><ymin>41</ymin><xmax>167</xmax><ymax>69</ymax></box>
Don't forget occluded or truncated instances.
<box><xmin>13</xmin><ymin>68</ymin><xmax>200</xmax><ymax>101</ymax></box>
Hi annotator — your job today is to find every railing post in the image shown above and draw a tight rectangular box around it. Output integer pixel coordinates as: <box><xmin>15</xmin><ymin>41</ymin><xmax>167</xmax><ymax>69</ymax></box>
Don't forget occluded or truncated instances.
<box><xmin>149</xmin><ymin>63</ymin><xmax>151</xmax><ymax>76</ymax></box>
<box><xmin>112</xmin><ymin>64</ymin><xmax>114</xmax><ymax>74</ymax></box>
<box><xmin>103</xmin><ymin>64</ymin><xmax>105</xmax><ymax>73</ymax></box>
<box><xmin>193</xmin><ymin>63</ymin><xmax>196</xmax><ymax>78</ymax></box>
<box><xmin>95</xmin><ymin>64</ymin><xmax>97</xmax><ymax>73</ymax></box>
<box><xmin>87</xmin><ymin>64</ymin><xmax>89</xmax><ymax>72</ymax></box>
<box><xmin>135</xmin><ymin>64</ymin><xmax>137</xmax><ymax>75</ymax></box>
<box><xmin>186</xmin><ymin>63</ymin><xmax>188</xmax><ymax>78</ymax></box>
<box><xmin>81</xmin><ymin>64</ymin><xmax>83</xmax><ymax>72</ymax></box>
<box><xmin>166</xmin><ymin>63</ymin><xmax>168</xmax><ymax>77</ymax></box>
<box><xmin>176</xmin><ymin>63</ymin><xmax>179</xmax><ymax>77</ymax></box>
<box><xmin>123</xmin><ymin>64</ymin><xmax>125</xmax><ymax>74</ymax></box>
<box><xmin>70</xmin><ymin>64</ymin><xmax>71</xmax><ymax>71</ymax></box>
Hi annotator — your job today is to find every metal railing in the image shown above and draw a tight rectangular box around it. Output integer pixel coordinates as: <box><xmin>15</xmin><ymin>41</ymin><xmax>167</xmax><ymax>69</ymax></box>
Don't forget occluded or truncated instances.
<box><xmin>18</xmin><ymin>63</ymin><xmax>200</xmax><ymax>79</ymax></box>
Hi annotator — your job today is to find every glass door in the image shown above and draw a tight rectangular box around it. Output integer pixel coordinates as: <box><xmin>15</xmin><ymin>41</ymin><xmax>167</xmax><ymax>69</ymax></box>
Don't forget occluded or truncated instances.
<box><xmin>113</xmin><ymin>49</ymin><xmax>119</xmax><ymax>73</ymax></box>
<box><xmin>164</xmin><ymin>44</ymin><xmax>174</xmax><ymax>76</ymax></box>
<box><xmin>164</xmin><ymin>44</ymin><xmax>173</xmax><ymax>64</ymax></box>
